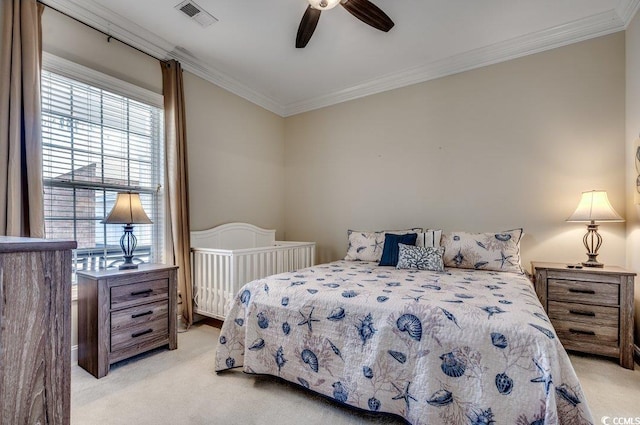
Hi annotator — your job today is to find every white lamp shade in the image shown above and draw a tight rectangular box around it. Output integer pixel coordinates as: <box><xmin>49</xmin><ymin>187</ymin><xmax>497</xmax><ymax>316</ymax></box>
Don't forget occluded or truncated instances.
<box><xmin>566</xmin><ymin>190</ymin><xmax>624</xmax><ymax>222</ymax></box>
<box><xmin>102</xmin><ymin>192</ymin><xmax>153</xmax><ymax>225</ymax></box>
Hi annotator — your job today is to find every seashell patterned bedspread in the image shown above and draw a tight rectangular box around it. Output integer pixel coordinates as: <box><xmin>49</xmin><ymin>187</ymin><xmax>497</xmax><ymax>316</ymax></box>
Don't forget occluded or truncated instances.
<box><xmin>215</xmin><ymin>261</ymin><xmax>594</xmax><ymax>425</ymax></box>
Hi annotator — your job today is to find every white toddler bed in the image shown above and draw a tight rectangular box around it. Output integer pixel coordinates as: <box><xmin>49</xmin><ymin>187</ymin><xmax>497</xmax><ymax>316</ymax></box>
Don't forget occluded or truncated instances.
<box><xmin>191</xmin><ymin>222</ymin><xmax>315</xmax><ymax>320</ymax></box>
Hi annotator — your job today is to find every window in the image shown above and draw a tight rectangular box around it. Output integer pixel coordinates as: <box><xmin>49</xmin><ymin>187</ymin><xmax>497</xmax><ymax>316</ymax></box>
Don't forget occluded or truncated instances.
<box><xmin>41</xmin><ymin>56</ymin><xmax>164</xmax><ymax>278</ymax></box>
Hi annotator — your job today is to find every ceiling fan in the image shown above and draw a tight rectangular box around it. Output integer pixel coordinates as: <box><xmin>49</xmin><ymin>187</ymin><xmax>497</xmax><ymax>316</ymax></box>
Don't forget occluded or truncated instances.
<box><xmin>296</xmin><ymin>0</ymin><xmax>394</xmax><ymax>48</ymax></box>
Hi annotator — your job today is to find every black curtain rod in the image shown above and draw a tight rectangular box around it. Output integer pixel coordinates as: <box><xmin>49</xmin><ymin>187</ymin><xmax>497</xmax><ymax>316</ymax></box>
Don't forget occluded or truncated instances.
<box><xmin>38</xmin><ymin>1</ymin><xmax>164</xmax><ymax>63</ymax></box>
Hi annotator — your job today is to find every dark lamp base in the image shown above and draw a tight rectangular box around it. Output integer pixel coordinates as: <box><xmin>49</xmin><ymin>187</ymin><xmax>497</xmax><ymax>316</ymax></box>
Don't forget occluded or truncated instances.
<box><xmin>118</xmin><ymin>224</ymin><xmax>139</xmax><ymax>270</ymax></box>
<box><xmin>580</xmin><ymin>223</ymin><xmax>605</xmax><ymax>268</ymax></box>
<box><xmin>582</xmin><ymin>261</ymin><xmax>604</xmax><ymax>268</ymax></box>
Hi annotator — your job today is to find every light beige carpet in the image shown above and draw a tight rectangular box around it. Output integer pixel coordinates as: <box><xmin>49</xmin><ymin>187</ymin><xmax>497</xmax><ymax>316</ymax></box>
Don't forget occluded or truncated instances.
<box><xmin>71</xmin><ymin>323</ymin><xmax>640</xmax><ymax>425</ymax></box>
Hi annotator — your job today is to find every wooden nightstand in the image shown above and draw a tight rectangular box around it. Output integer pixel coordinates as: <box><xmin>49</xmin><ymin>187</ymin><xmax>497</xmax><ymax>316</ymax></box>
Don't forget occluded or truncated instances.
<box><xmin>532</xmin><ymin>262</ymin><xmax>635</xmax><ymax>369</ymax></box>
<box><xmin>77</xmin><ymin>264</ymin><xmax>178</xmax><ymax>378</ymax></box>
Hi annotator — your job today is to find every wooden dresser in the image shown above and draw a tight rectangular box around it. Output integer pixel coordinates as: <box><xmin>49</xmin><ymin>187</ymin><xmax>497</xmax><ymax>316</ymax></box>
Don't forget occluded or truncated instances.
<box><xmin>0</xmin><ymin>237</ymin><xmax>77</xmax><ymax>424</ymax></box>
<box><xmin>77</xmin><ymin>264</ymin><xmax>178</xmax><ymax>378</ymax></box>
<box><xmin>532</xmin><ymin>261</ymin><xmax>635</xmax><ymax>369</ymax></box>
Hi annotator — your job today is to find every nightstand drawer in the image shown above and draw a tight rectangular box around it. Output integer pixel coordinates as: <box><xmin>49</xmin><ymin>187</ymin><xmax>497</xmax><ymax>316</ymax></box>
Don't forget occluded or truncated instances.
<box><xmin>111</xmin><ymin>301</ymin><xmax>169</xmax><ymax>333</ymax></box>
<box><xmin>110</xmin><ymin>278</ymin><xmax>169</xmax><ymax>310</ymax></box>
<box><xmin>547</xmin><ymin>301</ymin><xmax>619</xmax><ymax>327</ymax></box>
<box><xmin>551</xmin><ymin>320</ymin><xmax>619</xmax><ymax>347</ymax></box>
<box><xmin>111</xmin><ymin>317</ymin><xmax>168</xmax><ymax>352</ymax></box>
<box><xmin>547</xmin><ymin>278</ymin><xmax>619</xmax><ymax>306</ymax></box>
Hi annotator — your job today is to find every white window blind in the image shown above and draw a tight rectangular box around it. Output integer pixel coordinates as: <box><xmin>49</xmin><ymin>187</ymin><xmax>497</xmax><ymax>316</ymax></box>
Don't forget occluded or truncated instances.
<box><xmin>41</xmin><ymin>65</ymin><xmax>165</xmax><ymax>277</ymax></box>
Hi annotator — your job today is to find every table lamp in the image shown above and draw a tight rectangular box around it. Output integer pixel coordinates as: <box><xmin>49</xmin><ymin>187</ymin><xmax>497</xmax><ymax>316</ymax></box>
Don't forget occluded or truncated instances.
<box><xmin>102</xmin><ymin>192</ymin><xmax>152</xmax><ymax>270</ymax></box>
<box><xmin>566</xmin><ymin>190</ymin><xmax>624</xmax><ymax>267</ymax></box>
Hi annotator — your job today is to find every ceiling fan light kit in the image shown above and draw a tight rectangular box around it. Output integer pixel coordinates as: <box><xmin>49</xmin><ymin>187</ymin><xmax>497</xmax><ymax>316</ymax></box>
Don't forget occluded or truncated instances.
<box><xmin>308</xmin><ymin>0</ymin><xmax>342</xmax><ymax>10</ymax></box>
<box><xmin>296</xmin><ymin>0</ymin><xmax>394</xmax><ymax>48</ymax></box>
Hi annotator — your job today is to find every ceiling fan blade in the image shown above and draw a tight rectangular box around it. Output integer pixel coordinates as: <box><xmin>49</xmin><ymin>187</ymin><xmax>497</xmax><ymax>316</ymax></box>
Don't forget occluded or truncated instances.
<box><xmin>296</xmin><ymin>6</ymin><xmax>322</xmax><ymax>48</ymax></box>
<box><xmin>341</xmin><ymin>0</ymin><xmax>394</xmax><ymax>32</ymax></box>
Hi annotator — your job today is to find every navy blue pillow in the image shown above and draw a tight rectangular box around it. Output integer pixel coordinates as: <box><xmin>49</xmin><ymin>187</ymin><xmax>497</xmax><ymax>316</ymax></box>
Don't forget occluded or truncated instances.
<box><xmin>379</xmin><ymin>233</ymin><xmax>418</xmax><ymax>266</ymax></box>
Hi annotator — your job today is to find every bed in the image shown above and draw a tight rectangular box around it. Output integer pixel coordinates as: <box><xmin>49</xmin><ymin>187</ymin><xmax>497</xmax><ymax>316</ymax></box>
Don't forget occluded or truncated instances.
<box><xmin>214</xmin><ymin>230</ymin><xmax>594</xmax><ymax>425</ymax></box>
<box><xmin>191</xmin><ymin>223</ymin><xmax>315</xmax><ymax>319</ymax></box>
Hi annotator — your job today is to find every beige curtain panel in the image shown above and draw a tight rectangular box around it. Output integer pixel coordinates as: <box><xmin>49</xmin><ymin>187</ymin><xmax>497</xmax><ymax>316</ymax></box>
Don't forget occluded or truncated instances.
<box><xmin>0</xmin><ymin>0</ymin><xmax>45</xmax><ymax>238</ymax></box>
<box><xmin>161</xmin><ymin>59</ymin><xmax>193</xmax><ymax>326</ymax></box>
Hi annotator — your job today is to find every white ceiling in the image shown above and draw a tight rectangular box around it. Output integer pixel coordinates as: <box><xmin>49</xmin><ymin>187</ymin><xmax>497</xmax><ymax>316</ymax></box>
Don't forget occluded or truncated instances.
<box><xmin>42</xmin><ymin>0</ymin><xmax>640</xmax><ymax>116</ymax></box>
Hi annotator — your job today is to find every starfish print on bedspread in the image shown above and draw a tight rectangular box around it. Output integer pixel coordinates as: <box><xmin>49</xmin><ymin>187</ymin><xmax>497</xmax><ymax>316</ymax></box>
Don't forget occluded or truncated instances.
<box><xmin>298</xmin><ymin>306</ymin><xmax>320</xmax><ymax>333</ymax></box>
<box><xmin>530</xmin><ymin>358</ymin><xmax>553</xmax><ymax>395</ymax></box>
<box><xmin>391</xmin><ymin>381</ymin><xmax>417</xmax><ymax>412</ymax></box>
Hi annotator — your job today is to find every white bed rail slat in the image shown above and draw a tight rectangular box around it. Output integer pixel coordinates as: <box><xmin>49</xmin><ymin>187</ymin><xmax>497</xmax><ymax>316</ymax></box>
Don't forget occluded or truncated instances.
<box><xmin>191</xmin><ymin>223</ymin><xmax>315</xmax><ymax>320</ymax></box>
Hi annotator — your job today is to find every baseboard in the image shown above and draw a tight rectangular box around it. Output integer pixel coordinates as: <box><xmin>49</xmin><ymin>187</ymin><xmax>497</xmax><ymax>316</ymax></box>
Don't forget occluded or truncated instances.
<box><xmin>193</xmin><ymin>312</ymin><xmax>208</xmax><ymax>323</ymax></box>
<box><xmin>71</xmin><ymin>344</ymin><xmax>78</xmax><ymax>364</ymax></box>
<box><xmin>200</xmin><ymin>317</ymin><xmax>223</xmax><ymax>329</ymax></box>
<box><xmin>634</xmin><ymin>344</ymin><xmax>640</xmax><ymax>365</ymax></box>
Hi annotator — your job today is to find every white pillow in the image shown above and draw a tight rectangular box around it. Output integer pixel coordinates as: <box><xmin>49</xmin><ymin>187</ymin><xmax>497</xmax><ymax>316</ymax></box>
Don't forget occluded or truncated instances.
<box><xmin>415</xmin><ymin>229</ymin><xmax>442</xmax><ymax>248</ymax></box>
<box><xmin>441</xmin><ymin>228</ymin><xmax>524</xmax><ymax>273</ymax></box>
<box><xmin>344</xmin><ymin>228</ymin><xmax>422</xmax><ymax>262</ymax></box>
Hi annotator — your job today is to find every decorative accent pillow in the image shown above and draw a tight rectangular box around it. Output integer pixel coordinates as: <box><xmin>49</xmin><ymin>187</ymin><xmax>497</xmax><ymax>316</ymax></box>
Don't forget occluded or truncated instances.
<box><xmin>396</xmin><ymin>244</ymin><xmax>445</xmax><ymax>272</ymax></box>
<box><xmin>379</xmin><ymin>233</ymin><xmax>418</xmax><ymax>267</ymax></box>
<box><xmin>344</xmin><ymin>228</ymin><xmax>422</xmax><ymax>261</ymax></box>
<box><xmin>415</xmin><ymin>229</ymin><xmax>442</xmax><ymax>248</ymax></box>
<box><xmin>441</xmin><ymin>228</ymin><xmax>524</xmax><ymax>273</ymax></box>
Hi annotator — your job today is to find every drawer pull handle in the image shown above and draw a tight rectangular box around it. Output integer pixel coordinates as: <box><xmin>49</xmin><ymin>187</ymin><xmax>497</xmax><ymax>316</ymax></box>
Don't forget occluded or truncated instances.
<box><xmin>132</xmin><ymin>329</ymin><xmax>153</xmax><ymax>338</ymax></box>
<box><xmin>131</xmin><ymin>289</ymin><xmax>153</xmax><ymax>296</ymax></box>
<box><xmin>569</xmin><ymin>310</ymin><xmax>596</xmax><ymax>317</ymax></box>
<box><xmin>569</xmin><ymin>328</ymin><xmax>596</xmax><ymax>336</ymax></box>
<box><xmin>568</xmin><ymin>288</ymin><xmax>595</xmax><ymax>295</ymax></box>
<box><xmin>131</xmin><ymin>311</ymin><xmax>153</xmax><ymax>319</ymax></box>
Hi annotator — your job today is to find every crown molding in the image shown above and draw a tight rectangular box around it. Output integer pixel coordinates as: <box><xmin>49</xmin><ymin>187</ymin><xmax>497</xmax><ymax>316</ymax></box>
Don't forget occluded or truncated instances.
<box><xmin>616</xmin><ymin>0</ymin><xmax>640</xmax><ymax>27</ymax></box>
<box><xmin>40</xmin><ymin>0</ymin><xmax>639</xmax><ymax>118</ymax></box>
<box><xmin>283</xmin><ymin>8</ymin><xmax>629</xmax><ymax>116</ymax></box>
<box><xmin>163</xmin><ymin>49</ymin><xmax>286</xmax><ymax>117</ymax></box>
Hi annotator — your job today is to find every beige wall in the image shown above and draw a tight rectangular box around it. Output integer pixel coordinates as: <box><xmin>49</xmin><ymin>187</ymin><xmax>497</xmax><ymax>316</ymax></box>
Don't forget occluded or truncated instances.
<box><xmin>284</xmin><ymin>33</ymin><xmax>627</xmax><ymax>269</ymax></box>
<box><xmin>41</xmin><ymin>9</ymin><xmax>161</xmax><ymax>94</ymax></box>
<box><xmin>626</xmin><ymin>12</ymin><xmax>640</xmax><ymax>344</ymax></box>
<box><xmin>185</xmin><ymin>72</ymin><xmax>285</xmax><ymax>236</ymax></box>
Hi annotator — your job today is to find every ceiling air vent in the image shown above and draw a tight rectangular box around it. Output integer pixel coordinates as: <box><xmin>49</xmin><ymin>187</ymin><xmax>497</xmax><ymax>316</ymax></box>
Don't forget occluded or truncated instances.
<box><xmin>175</xmin><ymin>0</ymin><xmax>218</xmax><ymax>28</ymax></box>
